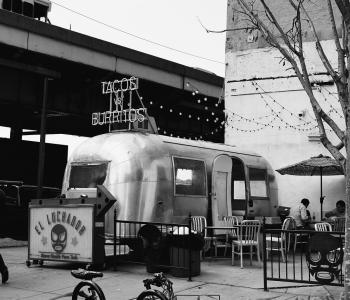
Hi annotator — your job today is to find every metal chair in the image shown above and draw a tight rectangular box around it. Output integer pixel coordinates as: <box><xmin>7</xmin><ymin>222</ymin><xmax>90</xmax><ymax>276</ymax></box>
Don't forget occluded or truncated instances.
<box><xmin>333</xmin><ymin>217</ymin><xmax>345</xmax><ymax>232</ymax></box>
<box><xmin>288</xmin><ymin>217</ymin><xmax>309</xmax><ymax>251</ymax></box>
<box><xmin>265</xmin><ymin>217</ymin><xmax>295</xmax><ymax>262</ymax></box>
<box><xmin>212</xmin><ymin>216</ymin><xmax>239</xmax><ymax>257</ymax></box>
<box><xmin>191</xmin><ymin>216</ymin><xmax>211</xmax><ymax>258</ymax></box>
<box><xmin>315</xmin><ymin>222</ymin><xmax>332</xmax><ymax>232</ymax></box>
<box><xmin>232</xmin><ymin>220</ymin><xmax>261</xmax><ymax>268</ymax></box>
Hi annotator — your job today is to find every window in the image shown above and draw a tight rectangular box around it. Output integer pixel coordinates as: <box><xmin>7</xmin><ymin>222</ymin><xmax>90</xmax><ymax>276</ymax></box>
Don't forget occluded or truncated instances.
<box><xmin>173</xmin><ymin>157</ymin><xmax>206</xmax><ymax>196</ymax></box>
<box><xmin>233</xmin><ymin>181</ymin><xmax>246</xmax><ymax>199</ymax></box>
<box><xmin>69</xmin><ymin>162</ymin><xmax>108</xmax><ymax>188</ymax></box>
<box><xmin>249</xmin><ymin>168</ymin><xmax>267</xmax><ymax>198</ymax></box>
<box><xmin>232</xmin><ymin>159</ymin><xmax>246</xmax><ymax>200</ymax></box>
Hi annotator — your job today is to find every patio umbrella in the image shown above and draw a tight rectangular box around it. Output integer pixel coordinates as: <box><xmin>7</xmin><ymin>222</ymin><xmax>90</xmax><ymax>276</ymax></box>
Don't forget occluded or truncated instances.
<box><xmin>276</xmin><ymin>154</ymin><xmax>344</xmax><ymax>219</ymax></box>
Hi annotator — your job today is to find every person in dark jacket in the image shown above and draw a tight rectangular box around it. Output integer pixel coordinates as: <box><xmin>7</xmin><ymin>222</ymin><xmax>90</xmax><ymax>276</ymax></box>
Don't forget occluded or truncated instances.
<box><xmin>0</xmin><ymin>188</ymin><xmax>9</xmax><ymax>283</ymax></box>
<box><xmin>0</xmin><ymin>255</ymin><xmax>8</xmax><ymax>283</ymax></box>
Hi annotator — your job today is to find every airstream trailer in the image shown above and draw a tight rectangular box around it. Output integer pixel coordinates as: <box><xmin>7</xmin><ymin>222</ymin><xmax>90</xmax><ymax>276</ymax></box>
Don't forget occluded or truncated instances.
<box><xmin>62</xmin><ymin>131</ymin><xmax>278</xmax><ymax>234</ymax></box>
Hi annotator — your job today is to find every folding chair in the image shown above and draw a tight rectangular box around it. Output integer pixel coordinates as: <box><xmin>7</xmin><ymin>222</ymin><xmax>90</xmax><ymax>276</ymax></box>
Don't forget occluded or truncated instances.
<box><xmin>232</xmin><ymin>220</ymin><xmax>261</xmax><ymax>268</ymax></box>
<box><xmin>265</xmin><ymin>217</ymin><xmax>295</xmax><ymax>262</ymax></box>
<box><xmin>315</xmin><ymin>222</ymin><xmax>332</xmax><ymax>232</ymax></box>
<box><xmin>191</xmin><ymin>216</ymin><xmax>212</xmax><ymax>259</ymax></box>
<box><xmin>333</xmin><ymin>217</ymin><xmax>345</xmax><ymax>232</ymax></box>
<box><xmin>212</xmin><ymin>216</ymin><xmax>239</xmax><ymax>257</ymax></box>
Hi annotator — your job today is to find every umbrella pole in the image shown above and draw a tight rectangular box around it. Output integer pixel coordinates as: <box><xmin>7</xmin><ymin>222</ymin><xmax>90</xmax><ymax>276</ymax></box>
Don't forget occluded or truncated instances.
<box><xmin>320</xmin><ymin>168</ymin><xmax>323</xmax><ymax>220</ymax></box>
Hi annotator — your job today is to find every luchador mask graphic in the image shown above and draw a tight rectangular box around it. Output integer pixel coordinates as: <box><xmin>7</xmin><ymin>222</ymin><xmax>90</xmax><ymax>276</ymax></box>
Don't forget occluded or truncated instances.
<box><xmin>51</xmin><ymin>224</ymin><xmax>67</xmax><ymax>253</ymax></box>
<box><xmin>306</xmin><ymin>232</ymin><xmax>343</xmax><ymax>284</ymax></box>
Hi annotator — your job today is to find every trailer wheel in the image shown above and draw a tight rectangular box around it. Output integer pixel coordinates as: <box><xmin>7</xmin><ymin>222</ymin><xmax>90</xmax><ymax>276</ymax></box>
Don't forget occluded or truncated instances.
<box><xmin>26</xmin><ymin>260</ymin><xmax>31</xmax><ymax>267</ymax></box>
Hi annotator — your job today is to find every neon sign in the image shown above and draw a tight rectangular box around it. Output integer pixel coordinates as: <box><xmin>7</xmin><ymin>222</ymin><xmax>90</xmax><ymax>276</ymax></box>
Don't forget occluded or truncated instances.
<box><xmin>101</xmin><ymin>77</ymin><xmax>139</xmax><ymax>94</ymax></box>
<box><xmin>92</xmin><ymin>76</ymin><xmax>147</xmax><ymax>126</ymax></box>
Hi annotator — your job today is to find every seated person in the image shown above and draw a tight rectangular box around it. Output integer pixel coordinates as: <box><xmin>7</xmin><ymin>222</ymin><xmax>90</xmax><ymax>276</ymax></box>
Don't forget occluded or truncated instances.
<box><xmin>289</xmin><ymin>198</ymin><xmax>311</xmax><ymax>229</ymax></box>
<box><xmin>325</xmin><ymin>200</ymin><xmax>345</xmax><ymax>219</ymax></box>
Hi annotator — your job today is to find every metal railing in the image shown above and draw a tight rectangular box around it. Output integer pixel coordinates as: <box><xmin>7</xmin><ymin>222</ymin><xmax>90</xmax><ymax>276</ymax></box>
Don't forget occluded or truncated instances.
<box><xmin>262</xmin><ymin>224</ymin><xmax>344</xmax><ymax>290</ymax></box>
<box><xmin>107</xmin><ymin>210</ymin><xmax>199</xmax><ymax>281</ymax></box>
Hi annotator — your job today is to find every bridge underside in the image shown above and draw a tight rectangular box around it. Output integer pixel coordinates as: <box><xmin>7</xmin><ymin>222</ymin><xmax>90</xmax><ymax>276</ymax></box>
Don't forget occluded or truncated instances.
<box><xmin>0</xmin><ymin>10</ymin><xmax>225</xmax><ymax>142</ymax></box>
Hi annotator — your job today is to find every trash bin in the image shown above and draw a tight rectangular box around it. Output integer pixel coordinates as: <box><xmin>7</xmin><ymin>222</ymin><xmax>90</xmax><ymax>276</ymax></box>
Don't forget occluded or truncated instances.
<box><xmin>138</xmin><ymin>224</ymin><xmax>169</xmax><ymax>273</ymax></box>
<box><xmin>167</xmin><ymin>227</ymin><xmax>204</xmax><ymax>277</ymax></box>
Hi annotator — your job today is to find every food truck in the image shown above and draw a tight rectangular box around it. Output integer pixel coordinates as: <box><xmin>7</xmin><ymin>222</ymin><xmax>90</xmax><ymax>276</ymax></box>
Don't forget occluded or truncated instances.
<box><xmin>61</xmin><ymin>129</ymin><xmax>278</xmax><ymax>235</ymax></box>
<box><xmin>27</xmin><ymin>76</ymin><xmax>279</xmax><ymax>266</ymax></box>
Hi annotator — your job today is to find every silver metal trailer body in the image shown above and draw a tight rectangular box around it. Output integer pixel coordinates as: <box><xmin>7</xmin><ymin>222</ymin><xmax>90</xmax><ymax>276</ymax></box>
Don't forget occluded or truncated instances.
<box><xmin>62</xmin><ymin>131</ymin><xmax>278</xmax><ymax>234</ymax></box>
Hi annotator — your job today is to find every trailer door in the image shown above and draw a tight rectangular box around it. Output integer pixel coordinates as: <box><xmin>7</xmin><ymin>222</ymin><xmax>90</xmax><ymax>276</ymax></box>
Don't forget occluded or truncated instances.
<box><xmin>211</xmin><ymin>155</ymin><xmax>232</xmax><ymax>227</ymax></box>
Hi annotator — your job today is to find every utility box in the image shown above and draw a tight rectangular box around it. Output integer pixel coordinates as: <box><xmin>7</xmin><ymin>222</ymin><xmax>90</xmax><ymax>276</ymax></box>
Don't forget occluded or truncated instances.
<box><xmin>27</xmin><ymin>185</ymin><xmax>116</xmax><ymax>268</ymax></box>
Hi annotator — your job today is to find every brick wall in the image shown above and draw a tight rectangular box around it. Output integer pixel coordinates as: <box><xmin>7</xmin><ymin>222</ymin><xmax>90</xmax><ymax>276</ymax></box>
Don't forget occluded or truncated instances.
<box><xmin>226</xmin><ymin>0</ymin><xmax>342</xmax><ymax>52</ymax></box>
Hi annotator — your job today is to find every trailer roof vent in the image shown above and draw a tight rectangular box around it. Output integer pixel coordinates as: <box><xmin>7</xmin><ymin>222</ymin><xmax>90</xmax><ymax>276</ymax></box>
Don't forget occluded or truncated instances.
<box><xmin>2</xmin><ymin>0</ymin><xmax>51</xmax><ymax>22</ymax></box>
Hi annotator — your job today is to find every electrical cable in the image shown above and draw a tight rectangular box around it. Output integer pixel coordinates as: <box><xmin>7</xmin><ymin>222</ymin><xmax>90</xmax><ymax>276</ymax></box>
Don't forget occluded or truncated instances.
<box><xmin>51</xmin><ymin>1</ymin><xmax>225</xmax><ymax>65</ymax></box>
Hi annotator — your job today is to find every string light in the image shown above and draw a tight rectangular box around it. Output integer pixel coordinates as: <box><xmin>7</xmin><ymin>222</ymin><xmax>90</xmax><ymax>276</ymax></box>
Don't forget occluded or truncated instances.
<box><xmin>134</xmin><ymin>81</ymin><xmax>226</xmax><ymax>140</ymax></box>
<box><xmin>223</xmin><ymin>78</ymin><xmax>345</xmax><ymax>133</ymax></box>
<box><xmin>315</xmin><ymin>86</ymin><xmax>344</xmax><ymax>119</ymax></box>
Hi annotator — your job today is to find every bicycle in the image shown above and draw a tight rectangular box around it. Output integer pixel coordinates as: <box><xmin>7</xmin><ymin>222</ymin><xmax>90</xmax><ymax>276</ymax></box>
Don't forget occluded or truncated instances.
<box><xmin>71</xmin><ymin>268</ymin><xmax>106</xmax><ymax>300</ymax></box>
<box><xmin>137</xmin><ymin>272</ymin><xmax>175</xmax><ymax>300</ymax></box>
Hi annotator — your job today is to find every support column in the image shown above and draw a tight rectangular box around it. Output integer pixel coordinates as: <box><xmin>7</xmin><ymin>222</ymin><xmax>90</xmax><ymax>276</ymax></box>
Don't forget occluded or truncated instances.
<box><xmin>36</xmin><ymin>77</ymin><xmax>49</xmax><ymax>199</ymax></box>
<box><xmin>10</xmin><ymin>125</ymin><xmax>22</xmax><ymax>142</ymax></box>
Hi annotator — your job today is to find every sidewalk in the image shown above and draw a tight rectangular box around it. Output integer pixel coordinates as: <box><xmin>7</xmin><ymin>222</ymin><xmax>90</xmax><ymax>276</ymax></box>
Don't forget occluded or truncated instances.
<box><xmin>0</xmin><ymin>245</ymin><xmax>343</xmax><ymax>300</ymax></box>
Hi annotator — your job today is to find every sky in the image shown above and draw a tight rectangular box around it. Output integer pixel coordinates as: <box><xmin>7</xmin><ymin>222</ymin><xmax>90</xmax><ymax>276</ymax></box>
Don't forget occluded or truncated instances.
<box><xmin>1</xmin><ymin>0</ymin><xmax>228</xmax><ymax>155</ymax></box>
<box><xmin>48</xmin><ymin>0</ymin><xmax>227</xmax><ymax>76</ymax></box>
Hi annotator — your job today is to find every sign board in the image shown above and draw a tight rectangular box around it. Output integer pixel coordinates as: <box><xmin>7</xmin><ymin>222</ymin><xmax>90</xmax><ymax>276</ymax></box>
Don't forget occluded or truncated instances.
<box><xmin>29</xmin><ymin>205</ymin><xmax>94</xmax><ymax>263</ymax></box>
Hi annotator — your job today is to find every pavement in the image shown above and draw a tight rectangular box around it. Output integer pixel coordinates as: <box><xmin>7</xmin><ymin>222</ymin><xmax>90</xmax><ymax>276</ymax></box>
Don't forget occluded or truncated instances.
<box><xmin>0</xmin><ymin>241</ymin><xmax>344</xmax><ymax>300</ymax></box>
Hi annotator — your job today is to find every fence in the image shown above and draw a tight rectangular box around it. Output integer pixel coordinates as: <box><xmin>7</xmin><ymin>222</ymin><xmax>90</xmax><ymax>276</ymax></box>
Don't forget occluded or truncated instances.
<box><xmin>107</xmin><ymin>211</ymin><xmax>202</xmax><ymax>281</ymax></box>
<box><xmin>262</xmin><ymin>226</ymin><xmax>344</xmax><ymax>290</ymax></box>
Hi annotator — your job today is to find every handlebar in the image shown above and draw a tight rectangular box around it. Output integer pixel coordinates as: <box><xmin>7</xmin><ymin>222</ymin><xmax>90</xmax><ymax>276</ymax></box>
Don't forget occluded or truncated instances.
<box><xmin>142</xmin><ymin>273</ymin><xmax>172</xmax><ymax>289</ymax></box>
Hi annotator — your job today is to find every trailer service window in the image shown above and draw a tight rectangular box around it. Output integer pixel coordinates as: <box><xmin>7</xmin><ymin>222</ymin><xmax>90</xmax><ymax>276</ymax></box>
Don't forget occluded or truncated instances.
<box><xmin>69</xmin><ymin>163</ymin><xmax>108</xmax><ymax>188</ymax></box>
<box><xmin>173</xmin><ymin>157</ymin><xmax>206</xmax><ymax>196</ymax></box>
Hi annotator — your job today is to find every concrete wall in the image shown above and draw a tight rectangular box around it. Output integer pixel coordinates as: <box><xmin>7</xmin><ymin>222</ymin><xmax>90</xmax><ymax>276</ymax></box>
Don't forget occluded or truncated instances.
<box><xmin>225</xmin><ymin>0</ymin><xmax>345</xmax><ymax>220</ymax></box>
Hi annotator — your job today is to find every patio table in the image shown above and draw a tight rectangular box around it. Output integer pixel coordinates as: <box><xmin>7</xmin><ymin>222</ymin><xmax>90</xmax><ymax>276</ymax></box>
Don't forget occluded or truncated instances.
<box><xmin>204</xmin><ymin>226</ymin><xmax>240</xmax><ymax>257</ymax></box>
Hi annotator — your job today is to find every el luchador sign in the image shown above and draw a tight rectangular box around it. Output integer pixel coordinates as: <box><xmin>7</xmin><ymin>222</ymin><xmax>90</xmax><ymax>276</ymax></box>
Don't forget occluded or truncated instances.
<box><xmin>29</xmin><ymin>205</ymin><xmax>94</xmax><ymax>263</ymax></box>
<box><xmin>91</xmin><ymin>76</ymin><xmax>147</xmax><ymax>126</ymax></box>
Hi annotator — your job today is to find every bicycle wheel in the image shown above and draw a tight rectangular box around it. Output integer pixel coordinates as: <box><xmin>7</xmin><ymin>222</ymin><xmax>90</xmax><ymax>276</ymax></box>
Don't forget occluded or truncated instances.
<box><xmin>136</xmin><ymin>289</ymin><xmax>168</xmax><ymax>300</ymax></box>
<box><xmin>72</xmin><ymin>281</ymin><xmax>106</xmax><ymax>300</ymax></box>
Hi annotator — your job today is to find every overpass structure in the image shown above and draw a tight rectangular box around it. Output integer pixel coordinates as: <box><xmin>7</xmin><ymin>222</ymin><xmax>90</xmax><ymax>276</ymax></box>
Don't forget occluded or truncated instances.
<box><xmin>0</xmin><ymin>7</ymin><xmax>224</xmax><ymax>142</ymax></box>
